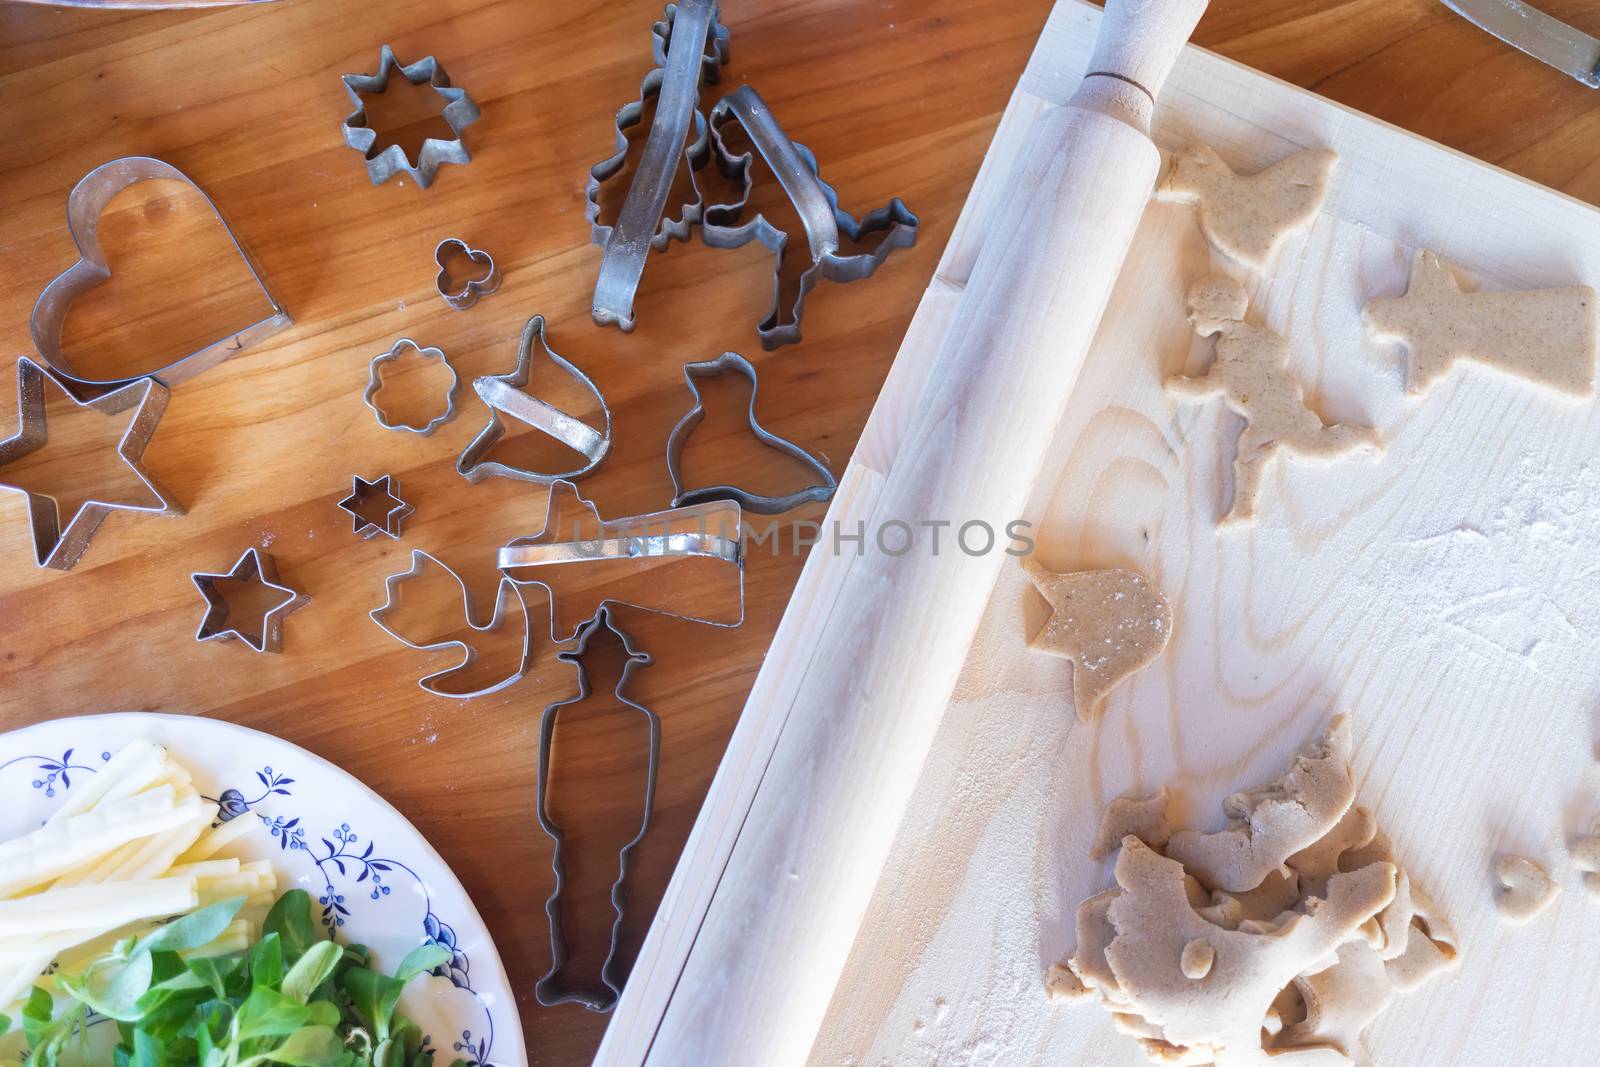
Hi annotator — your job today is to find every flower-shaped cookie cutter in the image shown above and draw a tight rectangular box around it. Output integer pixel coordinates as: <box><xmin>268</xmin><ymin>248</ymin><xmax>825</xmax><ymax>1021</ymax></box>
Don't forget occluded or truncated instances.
<box><xmin>341</xmin><ymin>45</ymin><xmax>480</xmax><ymax>190</ymax></box>
<box><xmin>363</xmin><ymin>338</ymin><xmax>460</xmax><ymax>436</ymax></box>
<box><xmin>29</xmin><ymin>156</ymin><xmax>291</xmax><ymax>397</ymax></box>
<box><xmin>434</xmin><ymin>238</ymin><xmax>501</xmax><ymax>311</ymax></box>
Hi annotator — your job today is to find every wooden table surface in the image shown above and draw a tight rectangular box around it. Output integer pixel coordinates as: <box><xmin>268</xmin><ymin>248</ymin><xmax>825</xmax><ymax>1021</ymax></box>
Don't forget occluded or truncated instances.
<box><xmin>3</xmin><ymin>1</ymin><xmax>1599</xmax><ymax>1063</ymax></box>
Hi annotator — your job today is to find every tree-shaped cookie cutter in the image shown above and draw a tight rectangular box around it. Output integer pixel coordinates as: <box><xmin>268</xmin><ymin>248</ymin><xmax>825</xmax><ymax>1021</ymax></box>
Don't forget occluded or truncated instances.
<box><xmin>533</xmin><ymin>605</ymin><xmax>659</xmax><ymax>1013</ymax></box>
<box><xmin>456</xmin><ymin>316</ymin><xmax>612</xmax><ymax>485</ymax></box>
<box><xmin>664</xmin><ymin>352</ymin><xmax>837</xmax><ymax>514</ymax></box>
<box><xmin>341</xmin><ymin>45</ymin><xmax>481</xmax><ymax>189</ymax></box>
<box><xmin>29</xmin><ymin>156</ymin><xmax>291</xmax><ymax>397</ymax></box>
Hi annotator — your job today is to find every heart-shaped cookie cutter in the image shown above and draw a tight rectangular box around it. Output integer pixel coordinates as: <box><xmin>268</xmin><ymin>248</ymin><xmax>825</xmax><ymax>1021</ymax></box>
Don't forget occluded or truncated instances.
<box><xmin>30</xmin><ymin>156</ymin><xmax>291</xmax><ymax>397</ymax></box>
<box><xmin>433</xmin><ymin>238</ymin><xmax>501</xmax><ymax>310</ymax></box>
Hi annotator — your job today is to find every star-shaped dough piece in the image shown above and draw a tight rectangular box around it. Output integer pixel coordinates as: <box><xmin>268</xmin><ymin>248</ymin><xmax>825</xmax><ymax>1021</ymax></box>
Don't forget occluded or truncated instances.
<box><xmin>1022</xmin><ymin>559</ymin><xmax>1172</xmax><ymax>723</ymax></box>
<box><xmin>1363</xmin><ymin>249</ymin><xmax>1596</xmax><ymax>397</ymax></box>
<box><xmin>337</xmin><ymin>474</ymin><xmax>413</xmax><ymax>540</ymax></box>
<box><xmin>1157</xmin><ymin>143</ymin><xmax>1337</xmax><ymax>271</ymax></box>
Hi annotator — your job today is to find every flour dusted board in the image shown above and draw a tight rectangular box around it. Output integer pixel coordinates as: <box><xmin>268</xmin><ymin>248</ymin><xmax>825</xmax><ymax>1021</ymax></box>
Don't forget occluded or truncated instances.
<box><xmin>809</xmin><ymin>3</ymin><xmax>1600</xmax><ymax>1064</ymax></box>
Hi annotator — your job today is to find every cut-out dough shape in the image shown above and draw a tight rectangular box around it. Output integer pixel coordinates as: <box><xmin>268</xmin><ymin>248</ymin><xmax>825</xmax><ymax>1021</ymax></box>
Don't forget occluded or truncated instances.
<box><xmin>1157</xmin><ymin>143</ymin><xmax>1337</xmax><ymax>271</ymax></box>
<box><xmin>1363</xmin><ymin>250</ymin><xmax>1597</xmax><ymax>398</ymax></box>
<box><xmin>1021</xmin><ymin>559</ymin><xmax>1172</xmax><ymax>723</ymax></box>
<box><xmin>1169</xmin><ymin>275</ymin><xmax>1381</xmax><ymax>525</ymax></box>
<box><xmin>1091</xmin><ymin>787</ymin><xmax>1173</xmax><ymax>861</ymax></box>
<box><xmin>1494</xmin><ymin>854</ymin><xmax>1560</xmax><ymax>924</ymax></box>
<box><xmin>1573</xmin><ymin>831</ymin><xmax>1600</xmax><ymax>900</ymax></box>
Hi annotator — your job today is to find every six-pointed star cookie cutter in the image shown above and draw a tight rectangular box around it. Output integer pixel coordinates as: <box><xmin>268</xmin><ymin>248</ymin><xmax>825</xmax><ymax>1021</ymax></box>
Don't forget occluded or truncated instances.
<box><xmin>703</xmin><ymin>85</ymin><xmax>920</xmax><ymax>349</ymax></box>
<box><xmin>664</xmin><ymin>351</ymin><xmax>837</xmax><ymax>514</ymax></box>
<box><xmin>587</xmin><ymin>0</ymin><xmax>729</xmax><ymax>331</ymax></box>
<box><xmin>456</xmin><ymin>316</ymin><xmax>613</xmax><ymax>485</ymax></box>
<box><xmin>363</xmin><ymin>338</ymin><xmax>461</xmax><ymax>435</ymax></box>
<box><xmin>434</xmin><ymin>238</ymin><xmax>501</xmax><ymax>310</ymax></box>
<box><xmin>533</xmin><ymin>605</ymin><xmax>659</xmax><ymax>1013</ymax></box>
<box><xmin>341</xmin><ymin>45</ymin><xmax>481</xmax><ymax>189</ymax></box>
<box><xmin>0</xmin><ymin>357</ymin><xmax>182</xmax><ymax>571</ymax></box>
<box><xmin>30</xmin><ymin>156</ymin><xmax>291</xmax><ymax>397</ymax></box>
<box><xmin>192</xmin><ymin>548</ymin><xmax>308</xmax><ymax>654</ymax></box>
<box><xmin>337</xmin><ymin>474</ymin><xmax>413</xmax><ymax>540</ymax></box>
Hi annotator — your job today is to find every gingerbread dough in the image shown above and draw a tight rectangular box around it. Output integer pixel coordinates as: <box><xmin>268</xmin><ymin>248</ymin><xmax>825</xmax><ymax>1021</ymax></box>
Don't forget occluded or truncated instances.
<box><xmin>1021</xmin><ymin>559</ymin><xmax>1172</xmax><ymax>723</ymax></box>
<box><xmin>1169</xmin><ymin>276</ymin><xmax>1382</xmax><ymax>524</ymax></box>
<box><xmin>1158</xmin><ymin>143</ymin><xmax>1338</xmax><ymax>271</ymax></box>
<box><xmin>1091</xmin><ymin>787</ymin><xmax>1174</xmax><ymax>861</ymax></box>
<box><xmin>1494</xmin><ymin>854</ymin><xmax>1560</xmax><ymax>923</ymax></box>
<box><xmin>1363</xmin><ymin>249</ymin><xmax>1597</xmax><ymax>397</ymax></box>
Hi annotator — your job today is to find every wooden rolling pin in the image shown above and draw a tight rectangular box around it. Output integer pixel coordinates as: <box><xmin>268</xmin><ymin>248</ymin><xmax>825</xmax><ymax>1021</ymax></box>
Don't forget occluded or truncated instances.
<box><xmin>601</xmin><ymin>1</ymin><xmax>1209</xmax><ymax>1062</ymax></box>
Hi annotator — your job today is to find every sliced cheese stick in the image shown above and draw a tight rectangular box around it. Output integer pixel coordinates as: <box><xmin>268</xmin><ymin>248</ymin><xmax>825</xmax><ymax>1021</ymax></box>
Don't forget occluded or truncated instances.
<box><xmin>47</xmin><ymin>792</ymin><xmax>211</xmax><ymax>889</ymax></box>
<box><xmin>0</xmin><ymin>786</ymin><xmax>186</xmax><ymax>897</ymax></box>
<box><xmin>41</xmin><ymin>741</ymin><xmax>166</xmax><ymax>828</ymax></box>
<box><xmin>0</xmin><ymin>876</ymin><xmax>198</xmax><ymax>937</ymax></box>
<box><xmin>177</xmin><ymin>815</ymin><xmax>259</xmax><ymax>864</ymax></box>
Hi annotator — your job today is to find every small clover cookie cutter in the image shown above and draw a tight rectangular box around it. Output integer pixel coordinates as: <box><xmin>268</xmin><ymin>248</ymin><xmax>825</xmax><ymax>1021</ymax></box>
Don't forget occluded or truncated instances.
<box><xmin>434</xmin><ymin>238</ymin><xmax>501</xmax><ymax>311</ymax></box>
<box><xmin>456</xmin><ymin>316</ymin><xmax>612</xmax><ymax>485</ymax></box>
<box><xmin>0</xmin><ymin>357</ymin><xmax>182</xmax><ymax>571</ymax></box>
<box><xmin>364</xmin><ymin>338</ymin><xmax>460</xmax><ymax>435</ymax></box>
<box><xmin>192</xmin><ymin>548</ymin><xmax>308</xmax><ymax>654</ymax></box>
<box><xmin>534</xmin><ymin>605</ymin><xmax>659</xmax><ymax>1012</ymax></box>
<box><xmin>704</xmin><ymin>85</ymin><xmax>920</xmax><ymax>349</ymax></box>
<box><xmin>337</xmin><ymin>474</ymin><xmax>413</xmax><ymax>540</ymax></box>
<box><xmin>587</xmin><ymin>0</ymin><xmax>729</xmax><ymax>331</ymax></box>
<box><xmin>30</xmin><ymin>156</ymin><xmax>291</xmax><ymax>397</ymax></box>
<box><xmin>369</xmin><ymin>549</ymin><xmax>532</xmax><ymax>699</ymax></box>
<box><xmin>665</xmin><ymin>352</ymin><xmax>837</xmax><ymax>514</ymax></box>
<box><xmin>341</xmin><ymin>45</ymin><xmax>481</xmax><ymax>189</ymax></box>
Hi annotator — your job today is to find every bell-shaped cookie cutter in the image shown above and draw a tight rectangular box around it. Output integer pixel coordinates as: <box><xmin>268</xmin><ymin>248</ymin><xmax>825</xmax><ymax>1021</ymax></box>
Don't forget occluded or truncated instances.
<box><xmin>363</xmin><ymin>338</ymin><xmax>460</xmax><ymax>435</ymax></box>
<box><xmin>703</xmin><ymin>84</ymin><xmax>920</xmax><ymax>349</ymax></box>
<box><xmin>456</xmin><ymin>316</ymin><xmax>612</xmax><ymax>485</ymax></box>
<box><xmin>434</xmin><ymin>238</ymin><xmax>501</xmax><ymax>311</ymax></box>
<box><xmin>30</xmin><ymin>156</ymin><xmax>291</xmax><ymax>397</ymax></box>
<box><xmin>533</xmin><ymin>605</ymin><xmax>659</xmax><ymax>1012</ymax></box>
<box><xmin>664</xmin><ymin>352</ymin><xmax>837</xmax><ymax>514</ymax></box>
<box><xmin>587</xmin><ymin>0</ymin><xmax>730</xmax><ymax>331</ymax></box>
<box><xmin>341</xmin><ymin>45</ymin><xmax>480</xmax><ymax>189</ymax></box>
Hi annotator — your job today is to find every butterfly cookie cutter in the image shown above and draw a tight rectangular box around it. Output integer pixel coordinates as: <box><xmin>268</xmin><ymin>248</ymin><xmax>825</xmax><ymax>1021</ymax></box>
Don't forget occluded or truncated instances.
<box><xmin>664</xmin><ymin>352</ymin><xmax>837</xmax><ymax>514</ymax></box>
<box><xmin>30</xmin><ymin>156</ymin><xmax>291</xmax><ymax>398</ymax></box>
<box><xmin>587</xmin><ymin>0</ymin><xmax>729</xmax><ymax>331</ymax></box>
<box><xmin>434</xmin><ymin>238</ymin><xmax>501</xmax><ymax>311</ymax></box>
<box><xmin>363</xmin><ymin>338</ymin><xmax>461</xmax><ymax>436</ymax></box>
<box><xmin>192</xmin><ymin>548</ymin><xmax>308</xmax><ymax>654</ymax></box>
<box><xmin>456</xmin><ymin>316</ymin><xmax>612</xmax><ymax>485</ymax></box>
<box><xmin>703</xmin><ymin>84</ymin><xmax>920</xmax><ymax>349</ymax></box>
<box><xmin>341</xmin><ymin>45</ymin><xmax>480</xmax><ymax>189</ymax></box>
<box><xmin>533</xmin><ymin>605</ymin><xmax>659</xmax><ymax>1012</ymax></box>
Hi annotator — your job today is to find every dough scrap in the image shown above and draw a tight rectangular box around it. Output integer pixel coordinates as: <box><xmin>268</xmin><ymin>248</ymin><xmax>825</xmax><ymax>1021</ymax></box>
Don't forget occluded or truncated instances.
<box><xmin>1022</xmin><ymin>560</ymin><xmax>1173</xmax><ymax>722</ymax></box>
<box><xmin>1167</xmin><ymin>716</ymin><xmax>1357</xmax><ymax>893</ymax></box>
<box><xmin>1045</xmin><ymin>962</ymin><xmax>1092</xmax><ymax>1003</ymax></box>
<box><xmin>1158</xmin><ymin>143</ymin><xmax>1338</xmax><ymax>271</ymax></box>
<box><xmin>1277</xmin><ymin>941</ymin><xmax>1392</xmax><ymax>1066</ymax></box>
<box><xmin>1574</xmin><ymin>833</ymin><xmax>1600</xmax><ymax>900</ymax></box>
<box><xmin>1168</xmin><ymin>276</ymin><xmax>1381</xmax><ymax>524</ymax></box>
<box><xmin>1181</xmin><ymin>938</ymin><xmax>1216</xmax><ymax>979</ymax></box>
<box><xmin>1092</xmin><ymin>787</ymin><xmax>1173</xmax><ymax>860</ymax></box>
<box><xmin>1363</xmin><ymin>249</ymin><xmax>1596</xmax><ymax>397</ymax></box>
<box><xmin>1384</xmin><ymin>884</ymin><xmax>1460</xmax><ymax>993</ymax></box>
<box><xmin>1495</xmin><ymin>854</ymin><xmax>1560</xmax><ymax>923</ymax></box>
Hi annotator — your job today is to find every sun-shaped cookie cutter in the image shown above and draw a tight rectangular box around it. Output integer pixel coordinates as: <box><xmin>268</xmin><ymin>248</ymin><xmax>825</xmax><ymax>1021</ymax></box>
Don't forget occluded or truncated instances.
<box><xmin>363</xmin><ymin>338</ymin><xmax>460</xmax><ymax>436</ymax></box>
<box><xmin>341</xmin><ymin>45</ymin><xmax>481</xmax><ymax>189</ymax></box>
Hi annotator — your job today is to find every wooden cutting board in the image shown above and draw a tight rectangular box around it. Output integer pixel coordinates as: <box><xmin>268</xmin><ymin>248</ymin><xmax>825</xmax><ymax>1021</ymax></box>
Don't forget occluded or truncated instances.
<box><xmin>785</xmin><ymin>2</ymin><xmax>1600</xmax><ymax>1062</ymax></box>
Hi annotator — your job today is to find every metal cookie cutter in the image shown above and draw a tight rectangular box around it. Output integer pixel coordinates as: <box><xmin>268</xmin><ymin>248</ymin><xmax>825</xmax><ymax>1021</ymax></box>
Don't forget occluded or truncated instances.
<box><xmin>30</xmin><ymin>156</ymin><xmax>291</xmax><ymax>397</ymax></box>
<box><xmin>434</xmin><ymin>238</ymin><xmax>501</xmax><ymax>310</ymax></box>
<box><xmin>341</xmin><ymin>45</ymin><xmax>480</xmax><ymax>189</ymax></box>
<box><xmin>337</xmin><ymin>474</ymin><xmax>413</xmax><ymax>540</ymax></box>
<box><xmin>498</xmin><ymin>480</ymin><xmax>745</xmax><ymax>641</ymax></box>
<box><xmin>587</xmin><ymin>0</ymin><xmax>730</xmax><ymax>331</ymax></box>
<box><xmin>664</xmin><ymin>352</ymin><xmax>837</xmax><ymax>514</ymax></box>
<box><xmin>704</xmin><ymin>84</ymin><xmax>920</xmax><ymax>349</ymax></box>
<box><xmin>370</xmin><ymin>549</ymin><xmax>532</xmax><ymax>699</ymax></box>
<box><xmin>456</xmin><ymin>316</ymin><xmax>612</xmax><ymax>485</ymax></box>
<box><xmin>534</xmin><ymin>605</ymin><xmax>659</xmax><ymax>1013</ymax></box>
<box><xmin>364</xmin><ymin>338</ymin><xmax>460</xmax><ymax>435</ymax></box>
<box><xmin>0</xmin><ymin>357</ymin><xmax>182</xmax><ymax>571</ymax></box>
<box><xmin>192</xmin><ymin>548</ymin><xmax>308</xmax><ymax>654</ymax></box>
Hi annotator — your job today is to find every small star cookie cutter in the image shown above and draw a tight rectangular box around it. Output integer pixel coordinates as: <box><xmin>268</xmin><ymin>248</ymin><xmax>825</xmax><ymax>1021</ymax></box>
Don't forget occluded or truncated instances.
<box><xmin>702</xmin><ymin>85</ymin><xmax>920</xmax><ymax>350</ymax></box>
<box><xmin>534</xmin><ymin>605</ymin><xmax>659</xmax><ymax>1013</ymax></box>
<box><xmin>363</xmin><ymin>338</ymin><xmax>460</xmax><ymax>436</ymax></box>
<box><xmin>587</xmin><ymin>0</ymin><xmax>729</xmax><ymax>331</ymax></box>
<box><xmin>456</xmin><ymin>315</ymin><xmax>612</xmax><ymax>485</ymax></box>
<box><xmin>192</xmin><ymin>548</ymin><xmax>308</xmax><ymax>654</ymax></box>
<box><xmin>341</xmin><ymin>45</ymin><xmax>481</xmax><ymax>189</ymax></box>
<box><xmin>337</xmin><ymin>474</ymin><xmax>413</xmax><ymax>540</ymax></box>
<box><xmin>664</xmin><ymin>352</ymin><xmax>837</xmax><ymax>514</ymax></box>
<box><xmin>0</xmin><ymin>357</ymin><xmax>182</xmax><ymax>571</ymax></box>
<box><xmin>30</xmin><ymin>156</ymin><xmax>291</xmax><ymax>397</ymax></box>
<box><xmin>434</xmin><ymin>238</ymin><xmax>501</xmax><ymax>311</ymax></box>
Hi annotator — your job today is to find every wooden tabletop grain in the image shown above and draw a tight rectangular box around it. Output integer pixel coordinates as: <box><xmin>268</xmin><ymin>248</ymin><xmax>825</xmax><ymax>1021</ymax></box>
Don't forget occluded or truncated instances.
<box><xmin>3</xmin><ymin>1</ymin><xmax>1599</xmax><ymax>1063</ymax></box>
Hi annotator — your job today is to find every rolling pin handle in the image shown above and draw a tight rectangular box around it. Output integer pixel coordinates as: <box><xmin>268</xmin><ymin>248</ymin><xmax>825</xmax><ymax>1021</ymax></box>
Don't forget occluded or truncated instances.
<box><xmin>1076</xmin><ymin>0</ymin><xmax>1209</xmax><ymax>129</ymax></box>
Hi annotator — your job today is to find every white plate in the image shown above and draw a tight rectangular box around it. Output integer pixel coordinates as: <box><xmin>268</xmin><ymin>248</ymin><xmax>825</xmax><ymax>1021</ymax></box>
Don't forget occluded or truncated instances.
<box><xmin>0</xmin><ymin>713</ymin><xmax>526</xmax><ymax>1067</ymax></box>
